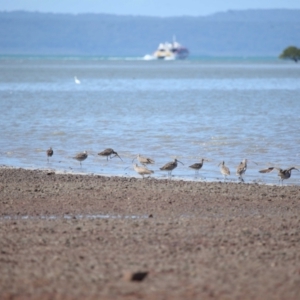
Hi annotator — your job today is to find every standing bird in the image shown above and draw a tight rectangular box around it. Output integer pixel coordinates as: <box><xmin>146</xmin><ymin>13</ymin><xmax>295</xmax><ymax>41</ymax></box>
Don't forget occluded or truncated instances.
<box><xmin>133</xmin><ymin>154</ymin><xmax>155</xmax><ymax>166</ymax></box>
<box><xmin>47</xmin><ymin>147</ymin><xmax>53</xmax><ymax>162</ymax></box>
<box><xmin>189</xmin><ymin>158</ymin><xmax>207</xmax><ymax>177</ymax></box>
<box><xmin>73</xmin><ymin>151</ymin><xmax>88</xmax><ymax>166</ymax></box>
<box><xmin>219</xmin><ymin>161</ymin><xmax>230</xmax><ymax>181</ymax></box>
<box><xmin>133</xmin><ymin>163</ymin><xmax>154</xmax><ymax>179</ymax></box>
<box><xmin>74</xmin><ymin>76</ymin><xmax>81</xmax><ymax>84</ymax></box>
<box><xmin>236</xmin><ymin>159</ymin><xmax>248</xmax><ymax>182</ymax></box>
<box><xmin>98</xmin><ymin>148</ymin><xmax>123</xmax><ymax>161</ymax></box>
<box><xmin>259</xmin><ymin>167</ymin><xmax>299</xmax><ymax>185</ymax></box>
<box><xmin>160</xmin><ymin>158</ymin><xmax>184</xmax><ymax>178</ymax></box>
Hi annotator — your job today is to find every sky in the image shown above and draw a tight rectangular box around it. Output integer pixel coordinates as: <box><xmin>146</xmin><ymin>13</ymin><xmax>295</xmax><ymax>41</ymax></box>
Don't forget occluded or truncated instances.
<box><xmin>0</xmin><ymin>0</ymin><xmax>300</xmax><ymax>17</ymax></box>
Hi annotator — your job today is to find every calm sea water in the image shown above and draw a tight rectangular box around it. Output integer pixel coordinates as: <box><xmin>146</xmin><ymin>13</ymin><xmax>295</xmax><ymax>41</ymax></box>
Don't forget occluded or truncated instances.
<box><xmin>0</xmin><ymin>57</ymin><xmax>300</xmax><ymax>185</ymax></box>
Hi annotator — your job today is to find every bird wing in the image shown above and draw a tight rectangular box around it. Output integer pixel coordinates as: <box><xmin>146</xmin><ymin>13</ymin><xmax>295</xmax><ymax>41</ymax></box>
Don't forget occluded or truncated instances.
<box><xmin>224</xmin><ymin>166</ymin><xmax>230</xmax><ymax>175</ymax></box>
<box><xmin>160</xmin><ymin>162</ymin><xmax>173</xmax><ymax>170</ymax></box>
<box><xmin>236</xmin><ymin>163</ymin><xmax>246</xmax><ymax>173</ymax></box>
<box><xmin>135</xmin><ymin>165</ymin><xmax>154</xmax><ymax>174</ymax></box>
<box><xmin>74</xmin><ymin>153</ymin><xmax>85</xmax><ymax>159</ymax></box>
<box><xmin>259</xmin><ymin>167</ymin><xmax>274</xmax><ymax>173</ymax></box>
<box><xmin>98</xmin><ymin>148</ymin><xmax>112</xmax><ymax>156</ymax></box>
<box><xmin>146</xmin><ymin>158</ymin><xmax>155</xmax><ymax>164</ymax></box>
<box><xmin>142</xmin><ymin>167</ymin><xmax>154</xmax><ymax>174</ymax></box>
<box><xmin>189</xmin><ymin>163</ymin><xmax>200</xmax><ymax>169</ymax></box>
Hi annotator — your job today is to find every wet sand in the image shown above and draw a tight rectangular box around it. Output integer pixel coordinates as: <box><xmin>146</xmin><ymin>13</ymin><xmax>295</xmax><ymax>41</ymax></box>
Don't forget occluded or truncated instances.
<box><xmin>0</xmin><ymin>167</ymin><xmax>300</xmax><ymax>299</ymax></box>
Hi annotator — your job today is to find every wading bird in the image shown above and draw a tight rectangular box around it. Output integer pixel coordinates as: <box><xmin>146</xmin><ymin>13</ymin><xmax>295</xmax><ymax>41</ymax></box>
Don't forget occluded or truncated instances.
<box><xmin>133</xmin><ymin>163</ymin><xmax>154</xmax><ymax>178</ymax></box>
<box><xmin>189</xmin><ymin>158</ymin><xmax>208</xmax><ymax>177</ymax></box>
<box><xmin>259</xmin><ymin>166</ymin><xmax>299</xmax><ymax>185</ymax></box>
<box><xmin>160</xmin><ymin>158</ymin><xmax>184</xmax><ymax>178</ymax></box>
<box><xmin>133</xmin><ymin>154</ymin><xmax>155</xmax><ymax>166</ymax></box>
<box><xmin>236</xmin><ymin>159</ymin><xmax>248</xmax><ymax>182</ymax></box>
<box><xmin>219</xmin><ymin>161</ymin><xmax>230</xmax><ymax>181</ymax></box>
<box><xmin>73</xmin><ymin>151</ymin><xmax>88</xmax><ymax>166</ymax></box>
<box><xmin>74</xmin><ymin>76</ymin><xmax>81</xmax><ymax>84</ymax></box>
<box><xmin>98</xmin><ymin>148</ymin><xmax>123</xmax><ymax>161</ymax></box>
<box><xmin>47</xmin><ymin>147</ymin><xmax>53</xmax><ymax>162</ymax></box>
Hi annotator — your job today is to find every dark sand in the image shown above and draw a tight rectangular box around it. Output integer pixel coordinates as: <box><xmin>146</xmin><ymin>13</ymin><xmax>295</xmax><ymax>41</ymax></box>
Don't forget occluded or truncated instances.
<box><xmin>0</xmin><ymin>167</ymin><xmax>300</xmax><ymax>299</ymax></box>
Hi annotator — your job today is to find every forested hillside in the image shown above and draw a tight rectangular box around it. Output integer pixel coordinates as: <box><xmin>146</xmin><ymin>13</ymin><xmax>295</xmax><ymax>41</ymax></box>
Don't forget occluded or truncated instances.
<box><xmin>0</xmin><ymin>9</ymin><xmax>299</xmax><ymax>56</ymax></box>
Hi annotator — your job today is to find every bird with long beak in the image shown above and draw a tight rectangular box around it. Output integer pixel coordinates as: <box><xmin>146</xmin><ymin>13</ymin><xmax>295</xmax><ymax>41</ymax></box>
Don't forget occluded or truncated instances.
<box><xmin>219</xmin><ymin>161</ymin><xmax>230</xmax><ymax>181</ymax></box>
<box><xmin>189</xmin><ymin>158</ymin><xmax>209</xmax><ymax>177</ymax></box>
<box><xmin>132</xmin><ymin>154</ymin><xmax>155</xmax><ymax>166</ymax></box>
<box><xmin>160</xmin><ymin>158</ymin><xmax>184</xmax><ymax>178</ymax></box>
<box><xmin>73</xmin><ymin>151</ymin><xmax>88</xmax><ymax>166</ymax></box>
<box><xmin>259</xmin><ymin>166</ymin><xmax>299</xmax><ymax>185</ymax></box>
<box><xmin>133</xmin><ymin>163</ymin><xmax>154</xmax><ymax>178</ymax></box>
<box><xmin>98</xmin><ymin>148</ymin><xmax>123</xmax><ymax>161</ymax></box>
<box><xmin>236</xmin><ymin>159</ymin><xmax>248</xmax><ymax>182</ymax></box>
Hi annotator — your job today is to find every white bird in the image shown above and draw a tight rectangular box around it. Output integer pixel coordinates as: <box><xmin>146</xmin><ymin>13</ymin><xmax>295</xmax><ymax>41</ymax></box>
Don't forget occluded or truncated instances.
<box><xmin>74</xmin><ymin>76</ymin><xmax>81</xmax><ymax>84</ymax></box>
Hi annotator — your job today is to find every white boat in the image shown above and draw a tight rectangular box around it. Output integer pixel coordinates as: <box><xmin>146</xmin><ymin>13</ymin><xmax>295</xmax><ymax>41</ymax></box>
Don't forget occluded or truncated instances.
<box><xmin>144</xmin><ymin>36</ymin><xmax>189</xmax><ymax>60</ymax></box>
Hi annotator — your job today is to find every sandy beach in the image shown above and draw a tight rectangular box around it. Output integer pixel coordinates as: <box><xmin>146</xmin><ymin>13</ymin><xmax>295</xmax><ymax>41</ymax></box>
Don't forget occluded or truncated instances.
<box><xmin>0</xmin><ymin>167</ymin><xmax>300</xmax><ymax>299</ymax></box>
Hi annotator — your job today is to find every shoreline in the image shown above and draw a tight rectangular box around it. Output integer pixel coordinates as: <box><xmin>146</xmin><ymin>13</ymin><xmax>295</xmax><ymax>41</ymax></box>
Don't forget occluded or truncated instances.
<box><xmin>1</xmin><ymin>163</ymin><xmax>298</xmax><ymax>188</ymax></box>
<box><xmin>1</xmin><ymin>167</ymin><xmax>300</xmax><ymax>299</ymax></box>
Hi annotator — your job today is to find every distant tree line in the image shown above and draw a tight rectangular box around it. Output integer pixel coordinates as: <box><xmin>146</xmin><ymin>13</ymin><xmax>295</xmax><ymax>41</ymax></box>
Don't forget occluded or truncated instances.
<box><xmin>279</xmin><ymin>46</ymin><xmax>300</xmax><ymax>62</ymax></box>
<box><xmin>1</xmin><ymin>10</ymin><xmax>300</xmax><ymax>57</ymax></box>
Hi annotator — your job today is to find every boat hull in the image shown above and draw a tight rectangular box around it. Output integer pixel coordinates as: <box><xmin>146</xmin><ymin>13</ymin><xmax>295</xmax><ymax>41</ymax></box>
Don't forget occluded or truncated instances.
<box><xmin>144</xmin><ymin>38</ymin><xmax>189</xmax><ymax>60</ymax></box>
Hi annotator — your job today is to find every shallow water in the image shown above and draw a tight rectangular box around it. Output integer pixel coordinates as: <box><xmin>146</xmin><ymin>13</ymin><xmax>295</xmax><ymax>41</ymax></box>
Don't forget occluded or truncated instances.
<box><xmin>0</xmin><ymin>57</ymin><xmax>300</xmax><ymax>185</ymax></box>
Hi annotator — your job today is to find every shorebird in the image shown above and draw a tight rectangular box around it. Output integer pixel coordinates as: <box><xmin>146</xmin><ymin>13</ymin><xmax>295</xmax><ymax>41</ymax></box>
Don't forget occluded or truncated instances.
<box><xmin>189</xmin><ymin>158</ymin><xmax>207</xmax><ymax>177</ymax></box>
<box><xmin>98</xmin><ymin>148</ymin><xmax>123</xmax><ymax>161</ymax></box>
<box><xmin>132</xmin><ymin>154</ymin><xmax>155</xmax><ymax>166</ymax></box>
<box><xmin>73</xmin><ymin>151</ymin><xmax>88</xmax><ymax>166</ymax></box>
<box><xmin>259</xmin><ymin>166</ymin><xmax>299</xmax><ymax>185</ymax></box>
<box><xmin>46</xmin><ymin>147</ymin><xmax>53</xmax><ymax>162</ymax></box>
<box><xmin>133</xmin><ymin>163</ymin><xmax>154</xmax><ymax>178</ymax></box>
<box><xmin>160</xmin><ymin>158</ymin><xmax>184</xmax><ymax>178</ymax></box>
<box><xmin>74</xmin><ymin>76</ymin><xmax>81</xmax><ymax>84</ymax></box>
<box><xmin>236</xmin><ymin>159</ymin><xmax>248</xmax><ymax>182</ymax></box>
<box><xmin>219</xmin><ymin>161</ymin><xmax>230</xmax><ymax>181</ymax></box>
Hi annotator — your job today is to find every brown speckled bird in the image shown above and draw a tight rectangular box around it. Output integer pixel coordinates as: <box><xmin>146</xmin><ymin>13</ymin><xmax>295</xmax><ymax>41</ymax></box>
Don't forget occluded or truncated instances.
<box><xmin>73</xmin><ymin>151</ymin><xmax>88</xmax><ymax>166</ymax></box>
<box><xmin>160</xmin><ymin>158</ymin><xmax>184</xmax><ymax>178</ymax></box>
<box><xmin>219</xmin><ymin>161</ymin><xmax>230</xmax><ymax>181</ymax></box>
<box><xmin>259</xmin><ymin>166</ymin><xmax>298</xmax><ymax>185</ymax></box>
<box><xmin>47</xmin><ymin>147</ymin><xmax>53</xmax><ymax>162</ymax></box>
<box><xmin>189</xmin><ymin>158</ymin><xmax>208</xmax><ymax>177</ymax></box>
<box><xmin>236</xmin><ymin>159</ymin><xmax>248</xmax><ymax>182</ymax></box>
<box><xmin>98</xmin><ymin>148</ymin><xmax>123</xmax><ymax>161</ymax></box>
